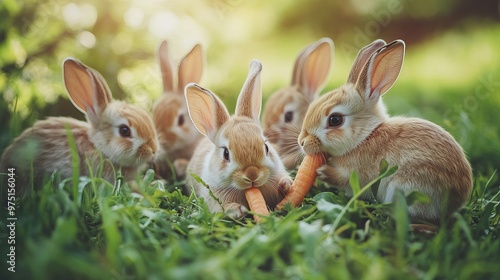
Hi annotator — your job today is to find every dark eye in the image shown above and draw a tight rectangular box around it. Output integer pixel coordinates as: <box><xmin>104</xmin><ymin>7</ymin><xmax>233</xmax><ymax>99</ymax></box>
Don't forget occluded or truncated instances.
<box><xmin>178</xmin><ymin>114</ymin><xmax>185</xmax><ymax>126</ymax></box>
<box><xmin>265</xmin><ymin>143</ymin><xmax>269</xmax><ymax>156</ymax></box>
<box><xmin>223</xmin><ymin>147</ymin><xmax>230</xmax><ymax>161</ymax></box>
<box><xmin>284</xmin><ymin>111</ymin><xmax>293</xmax><ymax>123</ymax></box>
<box><xmin>119</xmin><ymin>125</ymin><xmax>131</xmax><ymax>137</ymax></box>
<box><xmin>328</xmin><ymin>114</ymin><xmax>344</xmax><ymax>127</ymax></box>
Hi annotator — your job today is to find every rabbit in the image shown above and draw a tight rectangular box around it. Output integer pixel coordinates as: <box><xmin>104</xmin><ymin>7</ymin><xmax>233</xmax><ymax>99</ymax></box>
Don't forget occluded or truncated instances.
<box><xmin>262</xmin><ymin>38</ymin><xmax>333</xmax><ymax>170</ymax></box>
<box><xmin>298</xmin><ymin>39</ymin><xmax>473</xmax><ymax>227</ymax></box>
<box><xmin>152</xmin><ymin>41</ymin><xmax>204</xmax><ymax>180</ymax></box>
<box><xmin>0</xmin><ymin>58</ymin><xmax>159</xmax><ymax>195</ymax></box>
<box><xmin>184</xmin><ymin>60</ymin><xmax>293</xmax><ymax>219</ymax></box>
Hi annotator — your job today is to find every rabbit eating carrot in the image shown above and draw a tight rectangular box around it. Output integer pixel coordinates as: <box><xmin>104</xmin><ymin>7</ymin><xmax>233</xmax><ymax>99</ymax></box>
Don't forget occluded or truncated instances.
<box><xmin>184</xmin><ymin>60</ymin><xmax>293</xmax><ymax>219</ymax></box>
<box><xmin>298</xmin><ymin>39</ymin><xmax>473</xmax><ymax>226</ymax></box>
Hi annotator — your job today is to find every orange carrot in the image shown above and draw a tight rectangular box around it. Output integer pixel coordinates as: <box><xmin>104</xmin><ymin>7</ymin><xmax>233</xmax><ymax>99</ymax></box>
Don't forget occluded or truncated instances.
<box><xmin>276</xmin><ymin>154</ymin><xmax>325</xmax><ymax>210</ymax></box>
<box><xmin>245</xmin><ymin>187</ymin><xmax>270</xmax><ymax>223</ymax></box>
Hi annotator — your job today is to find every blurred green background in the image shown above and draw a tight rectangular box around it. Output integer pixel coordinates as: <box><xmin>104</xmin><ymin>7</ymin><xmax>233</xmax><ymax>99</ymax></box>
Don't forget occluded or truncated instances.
<box><xmin>1</xmin><ymin>0</ymin><xmax>499</xmax><ymax>177</ymax></box>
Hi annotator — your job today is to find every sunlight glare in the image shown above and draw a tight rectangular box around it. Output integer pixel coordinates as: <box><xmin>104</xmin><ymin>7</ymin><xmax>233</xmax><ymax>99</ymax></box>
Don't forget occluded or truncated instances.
<box><xmin>148</xmin><ymin>11</ymin><xmax>179</xmax><ymax>38</ymax></box>
<box><xmin>62</xmin><ymin>3</ymin><xmax>97</xmax><ymax>29</ymax></box>
<box><xmin>124</xmin><ymin>7</ymin><xmax>145</xmax><ymax>28</ymax></box>
<box><xmin>77</xmin><ymin>31</ymin><xmax>96</xmax><ymax>48</ymax></box>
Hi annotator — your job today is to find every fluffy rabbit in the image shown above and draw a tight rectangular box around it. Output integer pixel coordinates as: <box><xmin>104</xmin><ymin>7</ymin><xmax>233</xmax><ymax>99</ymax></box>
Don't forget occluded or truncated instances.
<box><xmin>152</xmin><ymin>41</ymin><xmax>204</xmax><ymax>180</ymax></box>
<box><xmin>0</xmin><ymin>58</ymin><xmax>159</xmax><ymax>194</ymax></box>
<box><xmin>184</xmin><ymin>60</ymin><xmax>293</xmax><ymax>218</ymax></box>
<box><xmin>262</xmin><ymin>38</ymin><xmax>333</xmax><ymax>169</ymax></box>
<box><xmin>298</xmin><ymin>39</ymin><xmax>472</xmax><ymax>226</ymax></box>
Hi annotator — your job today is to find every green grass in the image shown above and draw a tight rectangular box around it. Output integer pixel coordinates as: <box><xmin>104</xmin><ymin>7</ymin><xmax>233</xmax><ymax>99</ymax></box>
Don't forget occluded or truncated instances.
<box><xmin>0</xmin><ymin>158</ymin><xmax>498</xmax><ymax>279</ymax></box>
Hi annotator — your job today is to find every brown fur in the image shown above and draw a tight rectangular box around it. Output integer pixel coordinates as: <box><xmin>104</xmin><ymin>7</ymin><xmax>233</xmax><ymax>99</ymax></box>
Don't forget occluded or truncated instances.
<box><xmin>0</xmin><ymin>117</ymin><xmax>146</xmax><ymax>194</ymax></box>
<box><xmin>185</xmin><ymin>61</ymin><xmax>292</xmax><ymax>217</ymax></box>
<box><xmin>1</xmin><ymin>58</ymin><xmax>159</xmax><ymax>195</ymax></box>
<box><xmin>299</xmin><ymin>40</ymin><xmax>473</xmax><ymax>225</ymax></box>
<box><xmin>262</xmin><ymin>38</ymin><xmax>333</xmax><ymax>169</ymax></box>
<box><xmin>152</xmin><ymin>41</ymin><xmax>204</xmax><ymax>179</ymax></box>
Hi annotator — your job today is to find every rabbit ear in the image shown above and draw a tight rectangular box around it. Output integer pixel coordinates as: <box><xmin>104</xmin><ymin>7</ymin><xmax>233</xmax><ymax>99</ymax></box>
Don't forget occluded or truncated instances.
<box><xmin>291</xmin><ymin>43</ymin><xmax>311</xmax><ymax>85</ymax></box>
<box><xmin>235</xmin><ymin>60</ymin><xmax>262</xmax><ymax>121</ymax></box>
<box><xmin>356</xmin><ymin>40</ymin><xmax>405</xmax><ymax>100</ymax></box>
<box><xmin>63</xmin><ymin>58</ymin><xmax>112</xmax><ymax>118</ymax></box>
<box><xmin>178</xmin><ymin>44</ymin><xmax>204</xmax><ymax>91</ymax></box>
<box><xmin>185</xmin><ymin>83</ymin><xmax>230</xmax><ymax>142</ymax></box>
<box><xmin>293</xmin><ymin>38</ymin><xmax>334</xmax><ymax>102</ymax></box>
<box><xmin>159</xmin><ymin>40</ymin><xmax>174</xmax><ymax>92</ymax></box>
<box><xmin>347</xmin><ymin>39</ymin><xmax>386</xmax><ymax>84</ymax></box>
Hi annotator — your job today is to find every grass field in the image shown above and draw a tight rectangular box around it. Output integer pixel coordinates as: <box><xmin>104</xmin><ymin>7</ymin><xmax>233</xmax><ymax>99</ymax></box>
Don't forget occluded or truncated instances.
<box><xmin>0</xmin><ymin>151</ymin><xmax>499</xmax><ymax>279</ymax></box>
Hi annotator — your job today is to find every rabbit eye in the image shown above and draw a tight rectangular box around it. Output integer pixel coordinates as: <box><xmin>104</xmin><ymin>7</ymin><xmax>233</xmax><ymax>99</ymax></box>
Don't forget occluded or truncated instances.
<box><xmin>328</xmin><ymin>114</ymin><xmax>344</xmax><ymax>127</ymax></box>
<box><xmin>178</xmin><ymin>114</ymin><xmax>185</xmax><ymax>126</ymax></box>
<box><xmin>222</xmin><ymin>147</ymin><xmax>230</xmax><ymax>161</ymax></box>
<box><xmin>284</xmin><ymin>111</ymin><xmax>293</xmax><ymax>123</ymax></box>
<box><xmin>119</xmin><ymin>125</ymin><xmax>131</xmax><ymax>138</ymax></box>
<box><xmin>264</xmin><ymin>143</ymin><xmax>269</xmax><ymax>156</ymax></box>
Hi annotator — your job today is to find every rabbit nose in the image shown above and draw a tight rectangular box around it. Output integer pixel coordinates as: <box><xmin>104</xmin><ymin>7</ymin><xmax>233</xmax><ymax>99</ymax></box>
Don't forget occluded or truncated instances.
<box><xmin>298</xmin><ymin>131</ymin><xmax>307</xmax><ymax>147</ymax></box>
<box><xmin>150</xmin><ymin>140</ymin><xmax>159</xmax><ymax>154</ymax></box>
<box><xmin>243</xmin><ymin>166</ymin><xmax>260</xmax><ymax>182</ymax></box>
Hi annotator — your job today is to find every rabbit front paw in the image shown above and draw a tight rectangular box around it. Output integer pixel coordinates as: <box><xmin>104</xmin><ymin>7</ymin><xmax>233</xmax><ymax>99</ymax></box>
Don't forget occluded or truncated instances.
<box><xmin>173</xmin><ymin>158</ymin><xmax>189</xmax><ymax>178</ymax></box>
<box><xmin>278</xmin><ymin>176</ymin><xmax>293</xmax><ymax>193</ymax></box>
<box><xmin>317</xmin><ymin>165</ymin><xmax>336</xmax><ymax>184</ymax></box>
<box><xmin>225</xmin><ymin>203</ymin><xmax>248</xmax><ymax>219</ymax></box>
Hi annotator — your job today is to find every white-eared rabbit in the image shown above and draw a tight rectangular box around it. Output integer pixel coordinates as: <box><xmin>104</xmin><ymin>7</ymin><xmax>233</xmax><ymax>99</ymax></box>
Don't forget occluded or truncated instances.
<box><xmin>262</xmin><ymin>38</ymin><xmax>333</xmax><ymax>169</ymax></box>
<box><xmin>299</xmin><ymin>39</ymin><xmax>472</xmax><ymax>226</ymax></box>
<box><xmin>1</xmin><ymin>58</ymin><xmax>159</xmax><ymax>194</ymax></box>
<box><xmin>184</xmin><ymin>60</ymin><xmax>293</xmax><ymax>218</ymax></box>
<box><xmin>152</xmin><ymin>41</ymin><xmax>204</xmax><ymax>180</ymax></box>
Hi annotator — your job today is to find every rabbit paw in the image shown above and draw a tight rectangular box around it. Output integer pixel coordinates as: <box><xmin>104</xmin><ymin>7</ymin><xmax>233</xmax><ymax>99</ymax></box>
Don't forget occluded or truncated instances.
<box><xmin>173</xmin><ymin>158</ymin><xmax>189</xmax><ymax>178</ymax></box>
<box><xmin>317</xmin><ymin>165</ymin><xmax>336</xmax><ymax>184</ymax></box>
<box><xmin>225</xmin><ymin>203</ymin><xmax>248</xmax><ymax>219</ymax></box>
<box><xmin>278</xmin><ymin>176</ymin><xmax>293</xmax><ymax>193</ymax></box>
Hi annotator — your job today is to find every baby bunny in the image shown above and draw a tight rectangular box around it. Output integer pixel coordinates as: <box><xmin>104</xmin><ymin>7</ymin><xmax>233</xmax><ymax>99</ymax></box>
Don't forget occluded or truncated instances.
<box><xmin>262</xmin><ymin>38</ymin><xmax>333</xmax><ymax>169</ymax></box>
<box><xmin>152</xmin><ymin>41</ymin><xmax>204</xmax><ymax>180</ymax></box>
<box><xmin>0</xmin><ymin>58</ymin><xmax>159</xmax><ymax>194</ymax></box>
<box><xmin>184</xmin><ymin>60</ymin><xmax>293</xmax><ymax>219</ymax></box>
<box><xmin>299</xmin><ymin>39</ymin><xmax>472</xmax><ymax>226</ymax></box>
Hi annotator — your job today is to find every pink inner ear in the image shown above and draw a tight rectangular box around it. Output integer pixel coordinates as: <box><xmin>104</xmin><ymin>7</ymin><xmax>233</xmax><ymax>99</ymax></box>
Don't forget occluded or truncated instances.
<box><xmin>201</xmin><ymin>113</ymin><xmax>214</xmax><ymax>136</ymax></box>
<box><xmin>369</xmin><ymin>53</ymin><xmax>394</xmax><ymax>97</ymax></box>
<box><xmin>64</xmin><ymin>61</ymin><xmax>96</xmax><ymax>114</ymax></box>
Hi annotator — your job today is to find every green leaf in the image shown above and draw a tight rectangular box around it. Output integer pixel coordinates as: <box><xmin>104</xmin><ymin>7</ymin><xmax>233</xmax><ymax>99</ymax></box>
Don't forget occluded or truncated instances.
<box><xmin>312</xmin><ymin>192</ymin><xmax>338</xmax><ymax>203</ymax></box>
<box><xmin>350</xmin><ymin>171</ymin><xmax>361</xmax><ymax>195</ymax></box>
<box><xmin>190</xmin><ymin>172</ymin><xmax>224</xmax><ymax>211</ymax></box>
<box><xmin>371</xmin><ymin>159</ymin><xmax>397</xmax><ymax>201</ymax></box>
<box><xmin>478</xmin><ymin>202</ymin><xmax>495</xmax><ymax>230</ymax></box>
<box><xmin>330</xmin><ymin>162</ymin><xmax>399</xmax><ymax>233</ymax></box>
<box><xmin>316</xmin><ymin>199</ymin><xmax>343</xmax><ymax>213</ymax></box>
<box><xmin>143</xmin><ymin>168</ymin><xmax>156</xmax><ymax>184</ymax></box>
<box><xmin>392</xmin><ymin>190</ymin><xmax>409</xmax><ymax>264</ymax></box>
<box><xmin>379</xmin><ymin>159</ymin><xmax>389</xmax><ymax>174</ymax></box>
<box><xmin>405</xmin><ymin>190</ymin><xmax>431</xmax><ymax>206</ymax></box>
<box><xmin>454</xmin><ymin>213</ymin><xmax>476</xmax><ymax>246</ymax></box>
<box><xmin>152</xmin><ymin>181</ymin><xmax>167</xmax><ymax>198</ymax></box>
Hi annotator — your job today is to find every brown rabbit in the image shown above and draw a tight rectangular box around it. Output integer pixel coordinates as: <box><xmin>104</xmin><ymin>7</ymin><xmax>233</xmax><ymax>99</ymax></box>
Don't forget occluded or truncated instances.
<box><xmin>0</xmin><ymin>58</ymin><xmax>159</xmax><ymax>194</ymax></box>
<box><xmin>299</xmin><ymin>39</ymin><xmax>473</xmax><ymax>227</ymax></box>
<box><xmin>262</xmin><ymin>38</ymin><xmax>333</xmax><ymax>169</ymax></box>
<box><xmin>152</xmin><ymin>41</ymin><xmax>204</xmax><ymax>180</ymax></box>
<box><xmin>184</xmin><ymin>60</ymin><xmax>293</xmax><ymax>219</ymax></box>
